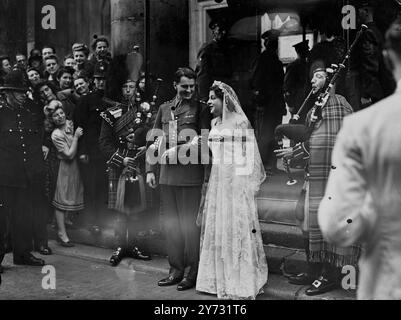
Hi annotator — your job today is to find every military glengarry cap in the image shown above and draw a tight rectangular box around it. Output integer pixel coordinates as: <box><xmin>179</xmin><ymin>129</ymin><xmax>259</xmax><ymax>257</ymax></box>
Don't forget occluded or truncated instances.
<box><xmin>261</xmin><ymin>29</ymin><xmax>281</xmax><ymax>40</ymax></box>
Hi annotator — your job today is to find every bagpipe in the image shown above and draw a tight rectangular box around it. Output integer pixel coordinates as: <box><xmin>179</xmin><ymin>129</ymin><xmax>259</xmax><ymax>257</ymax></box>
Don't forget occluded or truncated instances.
<box><xmin>275</xmin><ymin>24</ymin><xmax>368</xmax><ymax>185</ymax></box>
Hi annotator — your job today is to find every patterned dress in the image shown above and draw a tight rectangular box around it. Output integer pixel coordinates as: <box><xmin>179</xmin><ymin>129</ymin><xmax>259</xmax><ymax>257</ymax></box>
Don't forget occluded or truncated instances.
<box><xmin>51</xmin><ymin>120</ymin><xmax>84</xmax><ymax>211</ymax></box>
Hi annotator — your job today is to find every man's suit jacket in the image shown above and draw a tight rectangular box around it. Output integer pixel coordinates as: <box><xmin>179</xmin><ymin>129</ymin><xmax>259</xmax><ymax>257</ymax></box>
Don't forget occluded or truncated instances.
<box><xmin>318</xmin><ymin>80</ymin><xmax>401</xmax><ymax>299</ymax></box>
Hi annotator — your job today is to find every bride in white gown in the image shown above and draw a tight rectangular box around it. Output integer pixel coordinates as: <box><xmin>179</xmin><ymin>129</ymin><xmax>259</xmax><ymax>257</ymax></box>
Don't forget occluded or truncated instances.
<box><xmin>196</xmin><ymin>81</ymin><xmax>268</xmax><ymax>300</ymax></box>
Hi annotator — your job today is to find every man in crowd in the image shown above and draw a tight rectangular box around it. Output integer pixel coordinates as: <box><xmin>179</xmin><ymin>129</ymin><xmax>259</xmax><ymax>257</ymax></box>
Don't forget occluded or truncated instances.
<box><xmin>284</xmin><ymin>40</ymin><xmax>311</xmax><ymax>122</ymax></box>
<box><xmin>347</xmin><ymin>0</ymin><xmax>395</xmax><ymax>110</ymax></box>
<box><xmin>44</xmin><ymin>54</ymin><xmax>60</xmax><ymax>87</ymax></box>
<box><xmin>146</xmin><ymin>67</ymin><xmax>211</xmax><ymax>291</ymax></box>
<box><xmin>0</xmin><ymin>69</ymin><xmax>48</xmax><ymax>269</ymax></box>
<box><xmin>42</xmin><ymin>46</ymin><xmax>56</xmax><ymax>61</ymax></box>
<box><xmin>251</xmin><ymin>29</ymin><xmax>287</xmax><ymax>174</ymax></box>
<box><xmin>318</xmin><ymin>17</ymin><xmax>401</xmax><ymax>300</ymax></box>
<box><xmin>73</xmin><ymin>76</ymin><xmax>90</xmax><ymax>98</ymax></box>
<box><xmin>196</xmin><ymin>19</ymin><xmax>232</xmax><ymax>101</ymax></box>
<box><xmin>89</xmin><ymin>35</ymin><xmax>112</xmax><ymax>68</ymax></box>
<box><xmin>74</xmin><ymin>63</ymin><xmax>109</xmax><ymax>234</ymax></box>
<box><xmin>15</xmin><ymin>53</ymin><xmax>27</xmax><ymax>70</ymax></box>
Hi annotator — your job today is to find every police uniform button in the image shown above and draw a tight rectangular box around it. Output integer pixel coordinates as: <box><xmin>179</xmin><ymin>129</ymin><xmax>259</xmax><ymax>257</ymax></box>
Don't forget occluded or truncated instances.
<box><xmin>23</xmin><ymin>151</ymin><xmax>26</xmax><ymax>154</ymax></box>
<box><xmin>17</xmin><ymin>114</ymin><xmax>20</xmax><ymax>117</ymax></box>
<box><xmin>20</xmin><ymin>136</ymin><xmax>24</xmax><ymax>140</ymax></box>
<box><xmin>22</xmin><ymin>144</ymin><xmax>25</xmax><ymax>147</ymax></box>
<box><xmin>19</xmin><ymin>129</ymin><xmax>23</xmax><ymax>132</ymax></box>
<box><xmin>0</xmin><ymin>204</ymin><xmax>2</xmax><ymax>207</ymax></box>
<box><xmin>9</xmin><ymin>129</ymin><xmax>12</xmax><ymax>132</ymax></box>
<box><xmin>23</xmin><ymin>159</ymin><xmax>27</xmax><ymax>162</ymax></box>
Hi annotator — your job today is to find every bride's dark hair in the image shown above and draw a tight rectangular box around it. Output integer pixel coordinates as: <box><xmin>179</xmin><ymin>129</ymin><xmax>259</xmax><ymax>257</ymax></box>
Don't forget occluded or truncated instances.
<box><xmin>209</xmin><ymin>84</ymin><xmax>223</xmax><ymax>101</ymax></box>
<box><xmin>209</xmin><ymin>83</ymin><xmax>236</xmax><ymax>112</ymax></box>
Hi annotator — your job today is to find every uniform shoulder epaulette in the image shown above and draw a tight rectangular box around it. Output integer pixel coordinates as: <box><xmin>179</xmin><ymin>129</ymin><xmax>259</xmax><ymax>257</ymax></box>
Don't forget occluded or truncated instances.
<box><xmin>160</xmin><ymin>98</ymin><xmax>175</xmax><ymax>108</ymax></box>
<box><xmin>163</xmin><ymin>98</ymin><xmax>175</xmax><ymax>105</ymax></box>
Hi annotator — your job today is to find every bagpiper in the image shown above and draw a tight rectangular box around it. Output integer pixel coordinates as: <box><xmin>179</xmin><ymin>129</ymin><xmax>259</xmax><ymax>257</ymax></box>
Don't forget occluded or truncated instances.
<box><xmin>99</xmin><ymin>78</ymin><xmax>155</xmax><ymax>266</ymax></box>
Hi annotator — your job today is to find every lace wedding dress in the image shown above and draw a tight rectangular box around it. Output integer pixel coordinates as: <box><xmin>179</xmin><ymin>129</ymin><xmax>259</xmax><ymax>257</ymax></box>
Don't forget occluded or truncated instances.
<box><xmin>196</xmin><ymin>81</ymin><xmax>268</xmax><ymax>300</ymax></box>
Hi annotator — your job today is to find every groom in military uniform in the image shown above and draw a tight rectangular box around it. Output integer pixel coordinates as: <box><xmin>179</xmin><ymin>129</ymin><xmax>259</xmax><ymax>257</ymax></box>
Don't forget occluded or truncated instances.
<box><xmin>146</xmin><ymin>67</ymin><xmax>211</xmax><ymax>291</ymax></box>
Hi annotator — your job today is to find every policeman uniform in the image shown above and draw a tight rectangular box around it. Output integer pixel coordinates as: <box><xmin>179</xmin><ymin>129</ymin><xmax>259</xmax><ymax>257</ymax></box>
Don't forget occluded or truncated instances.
<box><xmin>147</xmin><ymin>95</ymin><xmax>211</xmax><ymax>286</ymax></box>
<box><xmin>99</xmin><ymin>90</ymin><xmax>154</xmax><ymax>264</ymax></box>
<box><xmin>0</xmin><ymin>70</ymin><xmax>46</xmax><ymax>266</ymax></box>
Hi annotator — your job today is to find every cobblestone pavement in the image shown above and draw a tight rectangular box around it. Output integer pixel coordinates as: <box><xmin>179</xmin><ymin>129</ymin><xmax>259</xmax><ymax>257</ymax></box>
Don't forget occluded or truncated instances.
<box><xmin>0</xmin><ymin>242</ymin><xmax>217</xmax><ymax>300</ymax></box>
<box><xmin>0</xmin><ymin>241</ymin><xmax>355</xmax><ymax>300</ymax></box>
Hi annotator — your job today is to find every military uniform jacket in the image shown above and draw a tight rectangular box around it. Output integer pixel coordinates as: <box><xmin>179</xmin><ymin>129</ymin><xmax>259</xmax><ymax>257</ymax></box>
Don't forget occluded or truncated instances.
<box><xmin>74</xmin><ymin>90</ymin><xmax>108</xmax><ymax>158</ymax></box>
<box><xmin>0</xmin><ymin>99</ymin><xmax>46</xmax><ymax>187</ymax></box>
<box><xmin>146</xmin><ymin>96</ymin><xmax>211</xmax><ymax>186</ymax></box>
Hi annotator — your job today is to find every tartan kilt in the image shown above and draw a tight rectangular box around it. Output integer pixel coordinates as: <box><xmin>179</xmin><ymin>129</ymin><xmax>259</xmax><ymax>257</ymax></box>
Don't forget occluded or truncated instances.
<box><xmin>306</xmin><ymin>95</ymin><xmax>361</xmax><ymax>267</ymax></box>
<box><xmin>107</xmin><ymin>167</ymin><xmax>119</xmax><ymax>210</ymax></box>
<box><xmin>107</xmin><ymin>166</ymin><xmax>148</xmax><ymax>215</ymax></box>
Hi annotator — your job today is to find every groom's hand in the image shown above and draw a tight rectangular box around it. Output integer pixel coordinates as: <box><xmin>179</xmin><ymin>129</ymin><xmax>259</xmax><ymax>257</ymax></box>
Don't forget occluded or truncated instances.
<box><xmin>147</xmin><ymin>172</ymin><xmax>157</xmax><ymax>189</ymax></box>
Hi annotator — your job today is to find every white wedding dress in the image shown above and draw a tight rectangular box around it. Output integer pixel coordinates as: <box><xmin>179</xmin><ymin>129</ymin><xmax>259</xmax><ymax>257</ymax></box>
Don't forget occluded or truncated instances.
<box><xmin>196</xmin><ymin>82</ymin><xmax>268</xmax><ymax>300</ymax></box>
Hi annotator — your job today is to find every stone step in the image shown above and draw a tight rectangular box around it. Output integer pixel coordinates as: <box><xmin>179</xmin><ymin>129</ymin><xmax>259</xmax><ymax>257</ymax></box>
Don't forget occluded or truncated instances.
<box><xmin>48</xmin><ymin>223</ymin><xmax>307</xmax><ymax>275</ymax></box>
<box><xmin>260</xmin><ymin>222</ymin><xmax>304</xmax><ymax>249</ymax></box>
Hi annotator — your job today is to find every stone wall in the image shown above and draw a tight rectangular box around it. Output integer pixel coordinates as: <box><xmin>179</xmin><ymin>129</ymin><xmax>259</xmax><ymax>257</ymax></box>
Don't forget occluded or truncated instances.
<box><xmin>0</xmin><ymin>0</ymin><xmax>27</xmax><ymax>59</ymax></box>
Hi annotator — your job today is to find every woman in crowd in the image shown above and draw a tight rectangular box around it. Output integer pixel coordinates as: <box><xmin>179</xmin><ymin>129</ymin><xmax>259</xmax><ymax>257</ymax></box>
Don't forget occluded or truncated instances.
<box><xmin>49</xmin><ymin>104</ymin><xmax>84</xmax><ymax>246</ymax></box>
<box><xmin>56</xmin><ymin>67</ymin><xmax>74</xmax><ymax>91</ymax></box>
<box><xmin>27</xmin><ymin>67</ymin><xmax>41</xmax><ymax>87</ymax></box>
<box><xmin>72</xmin><ymin>43</ymin><xmax>94</xmax><ymax>78</ymax></box>
<box><xmin>196</xmin><ymin>81</ymin><xmax>268</xmax><ymax>300</ymax></box>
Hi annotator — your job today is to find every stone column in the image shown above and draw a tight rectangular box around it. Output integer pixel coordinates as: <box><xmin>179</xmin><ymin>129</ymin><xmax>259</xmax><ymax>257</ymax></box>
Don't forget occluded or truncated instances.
<box><xmin>110</xmin><ymin>0</ymin><xmax>145</xmax><ymax>56</ymax></box>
